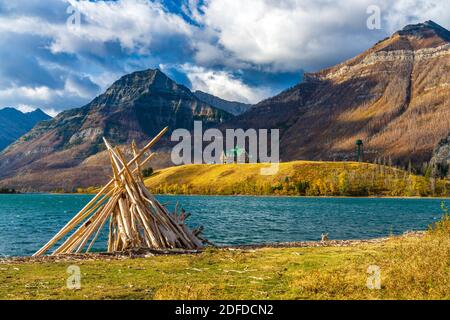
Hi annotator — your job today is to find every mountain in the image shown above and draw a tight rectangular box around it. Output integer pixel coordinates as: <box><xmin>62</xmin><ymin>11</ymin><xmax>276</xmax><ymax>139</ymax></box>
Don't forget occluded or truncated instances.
<box><xmin>0</xmin><ymin>108</ymin><xmax>51</xmax><ymax>151</ymax></box>
<box><xmin>3</xmin><ymin>22</ymin><xmax>450</xmax><ymax>191</ymax></box>
<box><xmin>194</xmin><ymin>91</ymin><xmax>253</xmax><ymax>115</ymax></box>
<box><xmin>0</xmin><ymin>69</ymin><xmax>232</xmax><ymax>191</ymax></box>
<box><xmin>224</xmin><ymin>21</ymin><xmax>450</xmax><ymax>166</ymax></box>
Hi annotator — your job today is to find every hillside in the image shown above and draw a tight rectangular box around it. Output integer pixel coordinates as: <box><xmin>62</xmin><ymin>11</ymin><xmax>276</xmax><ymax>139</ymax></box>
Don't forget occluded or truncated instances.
<box><xmin>432</xmin><ymin>132</ymin><xmax>450</xmax><ymax>175</ymax></box>
<box><xmin>0</xmin><ymin>108</ymin><xmax>51</xmax><ymax>151</ymax></box>
<box><xmin>0</xmin><ymin>69</ymin><xmax>233</xmax><ymax>191</ymax></box>
<box><xmin>223</xmin><ymin>21</ymin><xmax>450</xmax><ymax>166</ymax></box>
<box><xmin>194</xmin><ymin>90</ymin><xmax>252</xmax><ymax>115</ymax></box>
<box><xmin>143</xmin><ymin>161</ymin><xmax>450</xmax><ymax>197</ymax></box>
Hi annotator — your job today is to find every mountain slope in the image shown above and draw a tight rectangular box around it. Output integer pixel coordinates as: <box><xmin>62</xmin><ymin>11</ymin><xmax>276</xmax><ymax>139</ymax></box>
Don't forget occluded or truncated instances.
<box><xmin>431</xmin><ymin>132</ymin><xmax>450</xmax><ymax>176</ymax></box>
<box><xmin>225</xmin><ymin>21</ymin><xmax>450</xmax><ymax>166</ymax></box>
<box><xmin>194</xmin><ymin>91</ymin><xmax>252</xmax><ymax>115</ymax></box>
<box><xmin>0</xmin><ymin>69</ymin><xmax>232</xmax><ymax>191</ymax></box>
<box><xmin>0</xmin><ymin>108</ymin><xmax>51</xmax><ymax>151</ymax></box>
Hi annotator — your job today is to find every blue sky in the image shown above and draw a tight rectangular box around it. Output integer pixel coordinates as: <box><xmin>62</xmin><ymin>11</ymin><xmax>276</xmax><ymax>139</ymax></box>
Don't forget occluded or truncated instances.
<box><xmin>1</xmin><ymin>0</ymin><xmax>450</xmax><ymax>116</ymax></box>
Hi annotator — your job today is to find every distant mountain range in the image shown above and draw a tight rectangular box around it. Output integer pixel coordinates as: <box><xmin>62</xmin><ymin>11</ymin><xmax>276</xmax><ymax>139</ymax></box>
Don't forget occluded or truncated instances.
<box><xmin>194</xmin><ymin>91</ymin><xmax>252</xmax><ymax>115</ymax></box>
<box><xmin>1</xmin><ymin>21</ymin><xmax>450</xmax><ymax>191</ymax></box>
<box><xmin>0</xmin><ymin>108</ymin><xmax>51</xmax><ymax>151</ymax></box>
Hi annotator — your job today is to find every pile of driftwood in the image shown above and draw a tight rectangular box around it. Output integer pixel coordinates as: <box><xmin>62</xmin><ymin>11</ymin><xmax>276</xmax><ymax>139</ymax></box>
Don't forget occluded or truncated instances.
<box><xmin>33</xmin><ymin>127</ymin><xmax>206</xmax><ymax>257</ymax></box>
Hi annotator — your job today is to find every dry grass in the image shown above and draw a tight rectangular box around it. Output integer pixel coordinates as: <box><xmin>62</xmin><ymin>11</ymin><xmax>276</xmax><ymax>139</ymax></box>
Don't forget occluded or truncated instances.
<box><xmin>0</xmin><ymin>214</ymin><xmax>448</xmax><ymax>300</ymax></box>
<box><xmin>142</xmin><ymin>161</ymin><xmax>449</xmax><ymax>197</ymax></box>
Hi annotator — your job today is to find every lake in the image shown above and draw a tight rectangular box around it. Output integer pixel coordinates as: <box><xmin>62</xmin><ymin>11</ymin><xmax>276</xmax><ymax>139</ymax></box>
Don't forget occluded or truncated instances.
<box><xmin>0</xmin><ymin>194</ymin><xmax>447</xmax><ymax>257</ymax></box>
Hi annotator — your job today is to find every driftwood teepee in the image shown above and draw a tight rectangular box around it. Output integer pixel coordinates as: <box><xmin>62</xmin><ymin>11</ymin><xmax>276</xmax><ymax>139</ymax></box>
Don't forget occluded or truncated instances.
<box><xmin>33</xmin><ymin>127</ymin><xmax>206</xmax><ymax>256</ymax></box>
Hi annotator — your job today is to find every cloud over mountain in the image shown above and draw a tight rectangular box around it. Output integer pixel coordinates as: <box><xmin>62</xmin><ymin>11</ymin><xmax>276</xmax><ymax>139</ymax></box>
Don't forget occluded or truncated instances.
<box><xmin>1</xmin><ymin>0</ymin><xmax>450</xmax><ymax>114</ymax></box>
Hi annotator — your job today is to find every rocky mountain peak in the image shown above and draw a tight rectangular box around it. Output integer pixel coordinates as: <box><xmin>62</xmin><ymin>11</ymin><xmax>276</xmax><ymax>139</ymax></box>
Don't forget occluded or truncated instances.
<box><xmin>113</xmin><ymin>68</ymin><xmax>175</xmax><ymax>90</ymax></box>
<box><xmin>26</xmin><ymin>108</ymin><xmax>51</xmax><ymax>122</ymax></box>
<box><xmin>0</xmin><ymin>107</ymin><xmax>51</xmax><ymax>151</ymax></box>
<box><xmin>0</xmin><ymin>107</ymin><xmax>22</xmax><ymax>116</ymax></box>
<box><xmin>396</xmin><ymin>20</ymin><xmax>450</xmax><ymax>40</ymax></box>
<box><xmin>306</xmin><ymin>21</ymin><xmax>450</xmax><ymax>83</ymax></box>
<box><xmin>95</xmin><ymin>68</ymin><xmax>192</xmax><ymax>108</ymax></box>
<box><xmin>0</xmin><ymin>69</ymin><xmax>233</xmax><ymax>190</ymax></box>
<box><xmin>380</xmin><ymin>20</ymin><xmax>450</xmax><ymax>51</ymax></box>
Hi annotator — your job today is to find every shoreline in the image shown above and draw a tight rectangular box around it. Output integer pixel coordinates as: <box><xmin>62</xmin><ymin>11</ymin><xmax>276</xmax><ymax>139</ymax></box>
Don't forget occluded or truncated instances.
<box><xmin>3</xmin><ymin>192</ymin><xmax>450</xmax><ymax>200</ymax></box>
<box><xmin>0</xmin><ymin>231</ymin><xmax>425</xmax><ymax>263</ymax></box>
<box><xmin>153</xmin><ymin>194</ymin><xmax>450</xmax><ymax>200</ymax></box>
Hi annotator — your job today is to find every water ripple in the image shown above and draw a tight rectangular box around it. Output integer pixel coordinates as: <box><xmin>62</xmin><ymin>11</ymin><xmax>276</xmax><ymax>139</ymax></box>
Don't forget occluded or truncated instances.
<box><xmin>0</xmin><ymin>194</ymin><xmax>446</xmax><ymax>256</ymax></box>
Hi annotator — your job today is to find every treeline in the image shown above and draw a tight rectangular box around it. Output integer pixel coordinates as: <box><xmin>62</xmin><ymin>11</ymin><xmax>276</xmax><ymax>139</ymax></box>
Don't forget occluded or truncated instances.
<box><xmin>0</xmin><ymin>188</ymin><xmax>18</xmax><ymax>194</ymax></box>
<box><xmin>375</xmin><ymin>156</ymin><xmax>449</xmax><ymax>179</ymax></box>
<box><xmin>150</xmin><ymin>163</ymin><xmax>450</xmax><ymax>197</ymax></box>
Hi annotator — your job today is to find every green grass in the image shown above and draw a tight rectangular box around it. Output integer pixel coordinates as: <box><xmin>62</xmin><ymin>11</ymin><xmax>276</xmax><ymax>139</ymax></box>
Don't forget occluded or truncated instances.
<box><xmin>1</xmin><ymin>221</ymin><xmax>448</xmax><ymax>300</ymax></box>
<box><xmin>142</xmin><ymin>161</ymin><xmax>450</xmax><ymax>197</ymax></box>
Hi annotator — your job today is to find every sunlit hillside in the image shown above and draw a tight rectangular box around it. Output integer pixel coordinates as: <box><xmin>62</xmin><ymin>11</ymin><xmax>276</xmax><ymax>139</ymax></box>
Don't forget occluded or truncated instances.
<box><xmin>144</xmin><ymin>161</ymin><xmax>450</xmax><ymax>197</ymax></box>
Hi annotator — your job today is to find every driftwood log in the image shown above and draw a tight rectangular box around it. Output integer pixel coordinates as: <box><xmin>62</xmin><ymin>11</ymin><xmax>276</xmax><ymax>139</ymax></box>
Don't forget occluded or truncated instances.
<box><xmin>33</xmin><ymin>127</ymin><xmax>206</xmax><ymax>256</ymax></box>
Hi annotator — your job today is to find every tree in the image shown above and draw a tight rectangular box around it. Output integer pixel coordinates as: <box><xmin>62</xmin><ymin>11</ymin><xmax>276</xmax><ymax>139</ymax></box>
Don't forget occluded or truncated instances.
<box><xmin>338</xmin><ymin>171</ymin><xmax>350</xmax><ymax>195</ymax></box>
<box><xmin>408</xmin><ymin>160</ymin><xmax>413</xmax><ymax>174</ymax></box>
<box><xmin>142</xmin><ymin>167</ymin><xmax>154</xmax><ymax>178</ymax></box>
<box><xmin>424</xmin><ymin>165</ymin><xmax>433</xmax><ymax>179</ymax></box>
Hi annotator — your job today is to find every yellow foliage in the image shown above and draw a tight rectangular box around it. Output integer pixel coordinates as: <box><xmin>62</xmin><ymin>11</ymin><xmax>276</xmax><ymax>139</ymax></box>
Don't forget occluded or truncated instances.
<box><xmin>143</xmin><ymin>161</ymin><xmax>450</xmax><ymax>197</ymax></box>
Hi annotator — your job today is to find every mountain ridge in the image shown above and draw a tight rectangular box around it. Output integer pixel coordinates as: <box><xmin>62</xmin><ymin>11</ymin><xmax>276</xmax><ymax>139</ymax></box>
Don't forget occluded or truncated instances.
<box><xmin>0</xmin><ymin>107</ymin><xmax>51</xmax><ymax>151</ymax></box>
<box><xmin>222</xmin><ymin>20</ymin><xmax>450</xmax><ymax>166</ymax></box>
<box><xmin>0</xmin><ymin>69</ymin><xmax>233</xmax><ymax>191</ymax></box>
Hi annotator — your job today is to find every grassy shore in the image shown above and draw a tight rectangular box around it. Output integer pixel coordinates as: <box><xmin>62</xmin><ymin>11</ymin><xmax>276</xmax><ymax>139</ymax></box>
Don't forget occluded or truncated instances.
<box><xmin>142</xmin><ymin>161</ymin><xmax>450</xmax><ymax>197</ymax></box>
<box><xmin>1</xmin><ymin>215</ymin><xmax>448</xmax><ymax>300</ymax></box>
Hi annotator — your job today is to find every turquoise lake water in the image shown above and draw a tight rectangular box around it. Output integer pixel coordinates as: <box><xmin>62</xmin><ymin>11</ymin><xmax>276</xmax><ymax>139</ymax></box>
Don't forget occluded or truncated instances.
<box><xmin>0</xmin><ymin>194</ymin><xmax>447</xmax><ymax>257</ymax></box>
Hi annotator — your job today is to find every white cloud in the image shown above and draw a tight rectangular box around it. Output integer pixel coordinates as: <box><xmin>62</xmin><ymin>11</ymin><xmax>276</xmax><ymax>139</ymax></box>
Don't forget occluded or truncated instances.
<box><xmin>0</xmin><ymin>85</ymin><xmax>84</xmax><ymax>116</ymax></box>
<box><xmin>64</xmin><ymin>75</ymin><xmax>99</xmax><ymax>99</ymax></box>
<box><xmin>3</xmin><ymin>0</ymin><xmax>450</xmax><ymax>110</ymax></box>
<box><xmin>55</xmin><ymin>0</ymin><xmax>194</xmax><ymax>54</ymax></box>
<box><xmin>191</xmin><ymin>0</ymin><xmax>450</xmax><ymax>71</ymax></box>
<box><xmin>0</xmin><ymin>15</ymin><xmax>56</xmax><ymax>36</ymax></box>
<box><xmin>16</xmin><ymin>104</ymin><xmax>58</xmax><ymax>117</ymax></box>
<box><xmin>192</xmin><ymin>0</ymin><xmax>380</xmax><ymax>71</ymax></box>
<box><xmin>0</xmin><ymin>86</ymin><xmax>53</xmax><ymax>102</ymax></box>
<box><xmin>0</xmin><ymin>0</ymin><xmax>194</xmax><ymax>55</ymax></box>
<box><xmin>16</xmin><ymin>104</ymin><xmax>37</xmax><ymax>114</ymax></box>
<box><xmin>40</xmin><ymin>108</ymin><xmax>59</xmax><ymax>117</ymax></box>
<box><xmin>181</xmin><ymin>64</ymin><xmax>272</xmax><ymax>104</ymax></box>
<box><xmin>3</xmin><ymin>1</ymin><xmax>450</xmax><ymax>73</ymax></box>
<box><xmin>0</xmin><ymin>0</ymin><xmax>197</xmax><ymax>109</ymax></box>
<box><xmin>383</xmin><ymin>0</ymin><xmax>450</xmax><ymax>32</ymax></box>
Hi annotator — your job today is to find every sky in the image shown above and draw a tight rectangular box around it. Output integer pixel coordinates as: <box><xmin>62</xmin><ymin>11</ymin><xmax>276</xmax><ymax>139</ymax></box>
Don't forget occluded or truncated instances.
<box><xmin>1</xmin><ymin>0</ymin><xmax>450</xmax><ymax>116</ymax></box>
